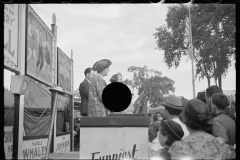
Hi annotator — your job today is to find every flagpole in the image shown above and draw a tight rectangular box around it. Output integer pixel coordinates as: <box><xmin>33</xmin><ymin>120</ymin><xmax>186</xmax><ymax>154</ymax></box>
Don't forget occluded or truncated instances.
<box><xmin>188</xmin><ymin>4</ymin><xmax>196</xmax><ymax>98</ymax></box>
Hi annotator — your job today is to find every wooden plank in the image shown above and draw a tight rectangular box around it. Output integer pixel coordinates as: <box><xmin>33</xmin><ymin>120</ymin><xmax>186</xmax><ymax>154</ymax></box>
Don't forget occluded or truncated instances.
<box><xmin>49</xmin><ymin>152</ymin><xmax>79</xmax><ymax>159</ymax></box>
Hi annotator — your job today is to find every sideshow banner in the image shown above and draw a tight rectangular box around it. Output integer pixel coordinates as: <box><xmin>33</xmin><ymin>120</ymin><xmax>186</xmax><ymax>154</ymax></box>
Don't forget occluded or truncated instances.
<box><xmin>55</xmin><ymin>134</ymin><xmax>70</xmax><ymax>153</ymax></box>
<box><xmin>57</xmin><ymin>48</ymin><xmax>72</xmax><ymax>93</ymax></box>
<box><xmin>22</xmin><ymin>138</ymin><xmax>48</xmax><ymax>159</ymax></box>
<box><xmin>80</xmin><ymin>127</ymin><xmax>148</xmax><ymax>159</ymax></box>
<box><xmin>4</xmin><ymin>126</ymin><xmax>13</xmax><ymax>159</ymax></box>
<box><xmin>26</xmin><ymin>5</ymin><xmax>53</xmax><ymax>86</ymax></box>
<box><xmin>4</xmin><ymin>4</ymin><xmax>19</xmax><ymax>71</ymax></box>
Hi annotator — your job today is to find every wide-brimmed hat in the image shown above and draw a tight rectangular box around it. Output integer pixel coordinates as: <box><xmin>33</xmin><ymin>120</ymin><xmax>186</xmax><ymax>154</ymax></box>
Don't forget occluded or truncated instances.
<box><xmin>92</xmin><ymin>59</ymin><xmax>112</xmax><ymax>72</ymax></box>
<box><xmin>162</xmin><ymin>96</ymin><xmax>188</xmax><ymax>110</ymax></box>
<box><xmin>185</xmin><ymin>98</ymin><xmax>212</xmax><ymax>125</ymax></box>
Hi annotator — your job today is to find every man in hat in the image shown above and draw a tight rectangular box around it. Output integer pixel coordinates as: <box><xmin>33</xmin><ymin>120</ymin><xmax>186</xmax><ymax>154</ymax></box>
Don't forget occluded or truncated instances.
<box><xmin>162</xmin><ymin>96</ymin><xmax>190</xmax><ymax>139</ymax></box>
<box><xmin>88</xmin><ymin>59</ymin><xmax>112</xmax><ymax>117</ymax></box>
<box><xmin>79</xmin><ymin>67</ymin><xmax>94</xmax><ymax>116</ymax></box>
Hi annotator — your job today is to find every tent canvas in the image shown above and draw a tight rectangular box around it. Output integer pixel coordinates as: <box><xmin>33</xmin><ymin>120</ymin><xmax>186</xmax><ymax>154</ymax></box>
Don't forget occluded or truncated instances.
<box><xmin>4</xmin><ymin>92</ymin><xmax>14</xmax><ymax>108</ymax></box>
<box><xmin>4</xmin><ymin>77</ymin><xmax>69</xmax><ymax>135</ymax></box>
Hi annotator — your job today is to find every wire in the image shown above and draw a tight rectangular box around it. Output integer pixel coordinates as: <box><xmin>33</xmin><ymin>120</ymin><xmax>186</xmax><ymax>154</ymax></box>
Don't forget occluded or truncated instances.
<box><xmin>57</xmin><ymin>34</ymin><xmax>132</xmax><ymax>67</ymax></box>
<box><xmin>58</xmin><ymin>33</ymin><xmax>172</xmax><ymax>68</ymax></box>
<box><xmin>74</xmin><ymin>61</ymin><xmax>192</xmax><ymax>68</ymax></box>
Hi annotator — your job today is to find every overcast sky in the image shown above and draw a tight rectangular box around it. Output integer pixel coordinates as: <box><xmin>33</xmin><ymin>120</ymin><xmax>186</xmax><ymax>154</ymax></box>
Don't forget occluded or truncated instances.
<box><xmin>4</xmin><ymin>4</ymin><xmax>236</xmax><ymax>101</ymax></box>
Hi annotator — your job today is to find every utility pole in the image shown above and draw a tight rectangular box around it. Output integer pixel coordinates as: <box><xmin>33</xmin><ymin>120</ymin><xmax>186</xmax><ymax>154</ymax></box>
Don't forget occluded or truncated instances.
<box><xmin>188</xmin><ymin>4</ymin><xmax>196</xmax><ymax>98</ymax></box>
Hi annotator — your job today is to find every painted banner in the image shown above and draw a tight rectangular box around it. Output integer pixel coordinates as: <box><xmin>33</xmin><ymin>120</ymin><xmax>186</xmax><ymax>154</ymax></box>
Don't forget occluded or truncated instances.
<box><xmin>57</xmin><ymin>48</ymin><xmax>72</xmax><ymax>93</ymax></box>
<box><xmin>55</xmin><ymin>134</ymin><xmax>70</xmax><ymax>153</ymax></box>
<box><xmin>4</xmin><ymin>4</ymin><xmax>19</xmax><ymax>71</ymax></box>
<box><xmin>22</xmin><ymin>138</ymin><xmax>48</xmax><ymax>159</ymax></box>
<box><xmin>26</xmin><ymin>5</ymin><xmax>53</xmax><ymax>86</ymax></box>
<box><xmin>4</xmin><ymin>126</ymin><xmax>13</xmax><ymax>159</ymax></box>
<box><xmin>80</xmin><ymin>127</ymin><xmax>148</xmax><ymax>159</ymax></box>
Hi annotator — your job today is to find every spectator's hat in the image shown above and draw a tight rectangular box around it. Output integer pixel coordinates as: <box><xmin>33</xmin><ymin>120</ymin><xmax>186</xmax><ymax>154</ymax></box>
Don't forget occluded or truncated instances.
<box><xmin>161</xmin><ymin>120</ymin><xmax>184</xmax><ymax>140</ymax></box>
<box><xmin>162</xmin><ymin>96</ymin><xmax>188</xmax><ymax>110</ymax></box>
<box><xmin>185</xmin><ymin>98</ymin><xmax>212</xmax><ymax>125</ymax></box>
<box><xmin>92</xmin><ymin>59</ymin><xmax>112</xmax><ymax>72</ymax></box>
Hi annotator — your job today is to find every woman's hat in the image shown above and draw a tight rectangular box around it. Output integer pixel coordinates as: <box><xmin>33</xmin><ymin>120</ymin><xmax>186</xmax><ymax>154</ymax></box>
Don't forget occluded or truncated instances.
<box><xmin>92</xmin><ymin>59</ymin><xmax>112</xmax><ymax>72</ymax></box>
<box><xmin>162</xmin><ymin>96</ymin><xmax>188</xmax><ymax>110</ymax></box>
<box><xmin>185</xmin><ymin>98</ymin><xmax>213</xmax><ymax>125</ymax></box>
<box><xmin>161</xmin><ymin>120</ymin><xmax>184</xmax><ymax>140</ymax></box>
<box><xmin>110</xmin><ymin>74</ymin><xmax>119</xmax><ymax>83</ymax></box>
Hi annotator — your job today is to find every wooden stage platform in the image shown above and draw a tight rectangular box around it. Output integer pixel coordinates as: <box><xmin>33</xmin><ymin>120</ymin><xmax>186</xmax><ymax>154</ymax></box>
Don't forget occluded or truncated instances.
<box><xmin>49</xmin><ymin>152</ymin><xmax>79</xmax><ymax>159</ymax></box>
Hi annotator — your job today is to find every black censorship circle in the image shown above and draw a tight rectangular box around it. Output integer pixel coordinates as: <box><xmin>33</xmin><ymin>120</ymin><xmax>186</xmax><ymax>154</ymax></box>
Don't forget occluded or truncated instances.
<box><xmin>102</xmin><ymin>82</ymin><xmax>132</xmax><ymax>112</ymax></box>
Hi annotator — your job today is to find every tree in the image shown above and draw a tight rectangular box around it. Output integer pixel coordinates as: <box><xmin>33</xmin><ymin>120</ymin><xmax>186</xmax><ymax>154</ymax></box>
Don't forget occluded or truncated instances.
<box><xmin>153</xmin><ymin>4</ymin><xmax>235</xmax><ymax>88</ymax></box>
<box><xmin>123</xmin><ymin>65</ymin><xmax>175</xmax><ymax>108</ymax></box>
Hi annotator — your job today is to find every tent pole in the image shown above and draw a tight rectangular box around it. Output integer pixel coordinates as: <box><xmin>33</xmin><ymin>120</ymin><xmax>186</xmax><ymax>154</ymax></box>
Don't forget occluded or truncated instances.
<box><xmin>45</xmin><ymin>92</ymin><xmax>58</xmax><ymax>159</ymax></box>
<box><xmin>45</xmin><ymin>86</ymin><xmax>65</xmax><ymax>159</ymax></box>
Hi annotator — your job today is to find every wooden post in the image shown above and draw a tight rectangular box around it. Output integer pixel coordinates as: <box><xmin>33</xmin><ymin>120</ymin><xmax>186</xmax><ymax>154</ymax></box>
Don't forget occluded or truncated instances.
<box><xmin>45</xmin><ymin>86</ymin><xmax>65</xmax><ymax>159</ymax></box>
<box><xmin>51</xmin><ymin>13</ymin><xmax>58</xmax><ymax>154</ymax></box>
<box><xmin>12</xmin><ymin>94</ymin><xmax>20</xmax><ymax>159</ymax></box>
<box><xmin>12</xmin><ymin>4</ymin><xmax>26</xmax><ymax>159</ymax></box>
<box><xmin>71</xmin><ymin>49</ymin><xmax>74</xmax><ymax>151</ymax></box>
<box><xmin>188</xmin><ymin>4</ymin><xmax>196</xmax><ymax>98</ymax></box>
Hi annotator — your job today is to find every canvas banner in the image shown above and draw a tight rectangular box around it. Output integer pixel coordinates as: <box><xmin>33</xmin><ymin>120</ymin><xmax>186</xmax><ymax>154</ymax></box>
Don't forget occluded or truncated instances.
<box><xmin>4</xmin><ymin>4</ymin><xmax>19</xmax><ymax>70</ymax></box>
<box><xmin>26</xmin><ymin>5</ymin><xmax>53</xmax><ymax>86</ymax></box>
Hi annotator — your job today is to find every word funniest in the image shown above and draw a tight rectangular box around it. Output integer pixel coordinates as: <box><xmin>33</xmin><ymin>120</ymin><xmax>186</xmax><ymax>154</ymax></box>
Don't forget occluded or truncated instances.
<box><xmin>91</xmin><ymin>144</ymin><xmax>138</xmax><ymax>160</ymax></box>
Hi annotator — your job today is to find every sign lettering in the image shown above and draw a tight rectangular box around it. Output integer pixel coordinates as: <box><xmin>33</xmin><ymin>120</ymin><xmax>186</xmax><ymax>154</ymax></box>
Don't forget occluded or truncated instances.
<box><xmin>55</xmin><ymin>135</ymin><xmax>70</xmax><ymax>153</ymax></box>
<box><xmin>23</xmin><ymin>145</ymin><xmax>47</xmax><ymax>159</ymax></box>
<box><xmin>56</xmin><ymin>140</ymin><xmax>70</xmax><ymax>153</ymax></box>
<box><xmin>4</xmin><ymin>4</ymin><xmax>18</xmax><ymax>67</ymax></box>
<box><xmin>4</xmin><ymin>130</ymin><xmax>13</xmax><ymax>143</ymax></box>
<box><xmin>22</xmin><ymin>138</ymin><xmax>48</xmax><ymax>159</ymax></box>
<box><xmin>4</xmin><ymin>126</ymin><xmax>13</xmax><ymax>159</ymax></box>
<box><xmin>91</xmin><ymin>144</ymin><xmax>138</xmax><ymax>160</ymax></box>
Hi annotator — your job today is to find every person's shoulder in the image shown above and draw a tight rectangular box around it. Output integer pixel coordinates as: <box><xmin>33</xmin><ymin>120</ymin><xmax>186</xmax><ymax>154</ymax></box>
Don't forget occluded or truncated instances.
<box><xmin>214</xmin><ymin>113</ymin><xmax>234</xmax><ymax>123</ymax></box>
<box><xmin>80</xmin><ymin>79</ymin><xmax>87</xmax><ymax>86</ymax></box>
<box><xmin>92</xmin><ymin>74</ymin><xmax>102</xmax><ymax>81</ymax></box>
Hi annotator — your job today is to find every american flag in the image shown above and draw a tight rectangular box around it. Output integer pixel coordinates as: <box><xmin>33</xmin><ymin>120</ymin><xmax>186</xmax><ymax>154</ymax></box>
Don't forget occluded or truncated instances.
<box><xmin>133</xmin><ymin>90</ymin><xmax>148</xmax><ymax>114</ymax></box>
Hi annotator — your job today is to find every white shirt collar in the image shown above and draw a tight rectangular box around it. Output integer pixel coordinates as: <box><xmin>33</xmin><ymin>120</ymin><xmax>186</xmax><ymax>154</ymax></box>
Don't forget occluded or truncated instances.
<box><xmin>85</xmin><ymin>79</ymin><xmax>90</xmax><ymax>83</ymax></box>
<box><xmin>172</xmin><ymin>118</ymin><xmax>190</xmax><ymax>139</ymax></box>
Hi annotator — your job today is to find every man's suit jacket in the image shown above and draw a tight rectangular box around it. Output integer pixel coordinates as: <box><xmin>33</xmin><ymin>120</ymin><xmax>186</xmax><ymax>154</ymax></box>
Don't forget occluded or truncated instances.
<box><xmin>79</xmin><ymin>79</ymin><xmax>90</xmax><ymax>116</ymax></box>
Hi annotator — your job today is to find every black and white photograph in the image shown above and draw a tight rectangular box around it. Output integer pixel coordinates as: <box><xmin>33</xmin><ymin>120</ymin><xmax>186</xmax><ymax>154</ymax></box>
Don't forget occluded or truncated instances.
<box><xmin>4</xmin><ymin>3</ymin><xmax>236</xmax><ymax>160</ymax></box>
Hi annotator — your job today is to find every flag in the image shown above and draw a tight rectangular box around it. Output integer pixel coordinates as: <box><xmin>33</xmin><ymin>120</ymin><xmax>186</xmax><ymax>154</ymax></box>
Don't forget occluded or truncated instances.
<box><xmin>184</xmin><ymin>16</ymin><xmax>190</xmax><ymax>49</ymax></box>
<box><xmin>133</xmin><ymin>90</ymin><xmax>147</xmax><ymax>114</ymax></box>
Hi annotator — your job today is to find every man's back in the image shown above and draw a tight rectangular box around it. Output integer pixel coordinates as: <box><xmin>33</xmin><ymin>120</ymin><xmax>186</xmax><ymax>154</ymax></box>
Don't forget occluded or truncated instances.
<box><xmin>213</xmin><ymin>113</ymin><xmax>235</xmax><ymax>146</ymax></box>
<box><xmin>79</xmin><ymin>79</ymin><xmax>89</xmax><ymax>116</ymax></box>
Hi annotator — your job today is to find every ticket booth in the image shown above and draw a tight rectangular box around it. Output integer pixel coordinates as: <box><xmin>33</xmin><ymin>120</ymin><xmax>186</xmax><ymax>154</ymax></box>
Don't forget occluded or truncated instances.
<box><xmin>80</xmin><ymin>115</ymin><xmax>149</xmax><ymax>159</ymax></box>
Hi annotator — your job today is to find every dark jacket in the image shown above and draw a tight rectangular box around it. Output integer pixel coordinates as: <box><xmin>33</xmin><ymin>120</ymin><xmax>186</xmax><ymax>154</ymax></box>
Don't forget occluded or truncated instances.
<box><xmin>212</xmin><ymin>112</ymin><xmax>236</xmax><ymax>146</ymax></box>
<box><xmin>225</xmin><ymin>104</ymin><xmax>236</xmax><ymax>122</ymax></box>
<box><xmin>159</xmin><ymin>147</ymin><xmax>171</xmax><ymax>160</ymax></box>
<box><xmin>79</xmin><ymin>79</ymin><xmax>90</xmax><ymax>116</ymax></box>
